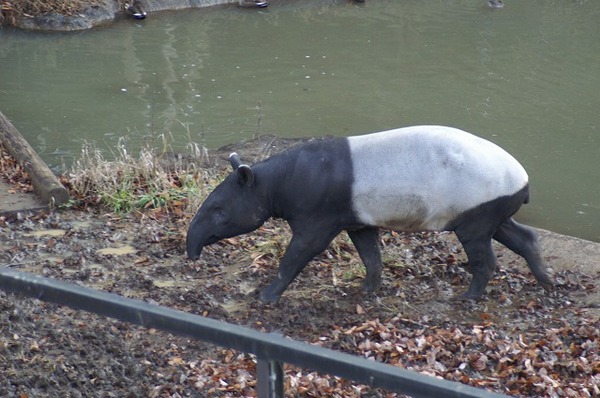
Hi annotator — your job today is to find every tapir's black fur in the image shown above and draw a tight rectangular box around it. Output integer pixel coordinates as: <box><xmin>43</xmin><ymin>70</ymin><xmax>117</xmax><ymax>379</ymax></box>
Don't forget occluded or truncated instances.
<box><xmin>187</xmin><ymin>128</ymin><xmax>554</xmax><ymax>303</ymax></box>
<box><xmin>187</xmin><ymin>138</ymin><xmax>370</xmax><ymax>302</ymax></box>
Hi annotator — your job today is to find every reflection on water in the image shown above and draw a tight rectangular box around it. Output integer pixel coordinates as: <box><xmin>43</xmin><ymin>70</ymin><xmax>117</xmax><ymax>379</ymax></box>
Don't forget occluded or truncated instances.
<box><xmin>0</xmin><ymin>0</ymin><xmax>599</xmax><ymax>241</ymax></box>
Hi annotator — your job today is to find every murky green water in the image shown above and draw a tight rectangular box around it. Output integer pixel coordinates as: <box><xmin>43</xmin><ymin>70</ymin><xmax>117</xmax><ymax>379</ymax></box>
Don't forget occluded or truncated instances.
<box><xmin>1</xmin><ymin>0</ymin><xmax>599</xmax><ymax>241</ymax></box>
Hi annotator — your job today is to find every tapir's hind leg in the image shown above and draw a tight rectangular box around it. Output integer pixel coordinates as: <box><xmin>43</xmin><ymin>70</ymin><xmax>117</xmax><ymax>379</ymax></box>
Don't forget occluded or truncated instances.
<box><xmin>493</xmin><ymin>218</ymin><xmax>554</xmax><ymax>288</ymax></box>
<box><xmin>455</xmin><ymin>233</ymin><xmax>498</xmax><ymax>299</ymax></box>
<box><xmin>347</xmin><ymin>228</ymin><xmax>382</xmax><ymax>292</ymax></box>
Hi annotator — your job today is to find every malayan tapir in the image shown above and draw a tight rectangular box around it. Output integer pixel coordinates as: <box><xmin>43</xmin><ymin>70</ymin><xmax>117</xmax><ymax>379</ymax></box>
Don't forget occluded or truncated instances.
<box><xmin>186</xmin><ymin>125</ymin><xmax>554</xmax><ymax>303</ymax></box>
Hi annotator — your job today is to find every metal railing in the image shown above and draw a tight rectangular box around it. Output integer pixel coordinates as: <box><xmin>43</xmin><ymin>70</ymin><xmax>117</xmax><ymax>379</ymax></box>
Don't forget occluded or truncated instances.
<box><xmin>0</xmin><ymin>268</ymin><xmax>509</xmax><ymax>398</ymax></box>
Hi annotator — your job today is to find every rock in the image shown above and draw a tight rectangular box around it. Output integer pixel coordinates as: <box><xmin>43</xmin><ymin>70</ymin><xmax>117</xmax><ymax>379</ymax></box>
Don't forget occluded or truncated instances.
<box><xmin>13</xmin><ymin>0</ymin><xmax>232</xmax><ymax>31</ymax></box>
<box><xmin>15</xmin><ymin>0</ymin><xmax>119</xmax><ymax>31</ymax></box>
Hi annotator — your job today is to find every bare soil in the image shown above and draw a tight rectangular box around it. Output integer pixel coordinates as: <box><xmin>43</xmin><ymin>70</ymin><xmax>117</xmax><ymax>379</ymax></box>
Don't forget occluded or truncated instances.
<box><xmin>0</xmin><ymin>138</ymin><xmax>599</xmax><ymax>397</ymax></box>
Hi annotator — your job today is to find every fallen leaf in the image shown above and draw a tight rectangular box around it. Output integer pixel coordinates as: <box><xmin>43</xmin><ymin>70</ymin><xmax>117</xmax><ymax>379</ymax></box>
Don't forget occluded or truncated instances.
<box><xmin>168</xmin><ymin>356</ymin><xmax>184</xmax><ymax>366</ymax></box>
<box><xmin>134</xmin><ymin>256</ymin><xmax>150</xmax><ymax>265</ymax></box>
<box><xmin>471</xmin><ymin>354</ymin><xmax>488</xmax><ymax>371</ymax></box>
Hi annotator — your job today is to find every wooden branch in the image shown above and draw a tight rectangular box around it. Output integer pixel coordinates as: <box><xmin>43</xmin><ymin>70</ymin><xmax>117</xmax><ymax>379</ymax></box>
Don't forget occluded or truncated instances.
<box><xmin>0</xmin><ymin>110</ymin><xmax>69</xmax><ymax>207</ymax></box>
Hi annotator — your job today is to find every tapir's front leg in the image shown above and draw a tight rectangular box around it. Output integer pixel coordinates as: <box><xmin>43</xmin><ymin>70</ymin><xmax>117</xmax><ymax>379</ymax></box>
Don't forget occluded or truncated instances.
<box><xmin>260</xmin><ymin>227</ymin><xmax>340</xmax><ymax>303</ymax></box>
<box><xmin>347</xmin><ymin>228</ymin><xmax>382</xmax><ymax>292</ymax></box>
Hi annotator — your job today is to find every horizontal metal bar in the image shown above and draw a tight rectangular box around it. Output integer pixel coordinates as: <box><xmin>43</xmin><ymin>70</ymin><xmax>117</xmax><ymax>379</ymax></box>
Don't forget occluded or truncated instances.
<box><xmin>0</xmin><ymin>268</ymin><xmax>509</xmax><ymax>398</ymax></box>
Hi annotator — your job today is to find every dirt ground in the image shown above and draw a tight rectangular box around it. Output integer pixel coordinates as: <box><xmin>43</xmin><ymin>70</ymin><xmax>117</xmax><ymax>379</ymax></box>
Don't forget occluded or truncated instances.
<box><xmin>0</xmin><ymin>138</ymin><xmax>599</xmax><ymax>397</ymax></box>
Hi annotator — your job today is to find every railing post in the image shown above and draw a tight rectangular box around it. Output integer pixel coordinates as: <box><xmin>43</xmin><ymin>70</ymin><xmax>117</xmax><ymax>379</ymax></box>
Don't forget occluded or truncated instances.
<box><xmin>256</xmin><ymin>358</ymin><xmax>284</xmax><ymax>398</ymax></box>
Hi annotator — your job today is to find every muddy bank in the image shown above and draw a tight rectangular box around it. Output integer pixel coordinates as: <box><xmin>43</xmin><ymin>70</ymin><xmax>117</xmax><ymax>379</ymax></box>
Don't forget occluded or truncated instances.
<box><xmin>1</xmin><ymin>134</ymin><xmax>599</xmax><ymax>396</ymax></box>
<box><xmin>12</xmin><ymin>0</ymin><xmax>233</xmax><ymax>31</ymax></box>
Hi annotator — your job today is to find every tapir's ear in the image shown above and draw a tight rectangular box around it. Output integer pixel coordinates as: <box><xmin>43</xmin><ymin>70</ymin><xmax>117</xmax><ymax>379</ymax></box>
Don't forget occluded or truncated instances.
<box><xmin>229</xmin><ymin>152</ymin><xmax>254</xmax><ymax>186</ymax></box>
<box><xmin>237</xmin><ymin>164</ymin><xmax>255</xmax><ymax>186</ymax></box>
<box><xmin>229</xmin><ymin>152</ymin><xmax>242</xmax><ymax>170</ymax></box>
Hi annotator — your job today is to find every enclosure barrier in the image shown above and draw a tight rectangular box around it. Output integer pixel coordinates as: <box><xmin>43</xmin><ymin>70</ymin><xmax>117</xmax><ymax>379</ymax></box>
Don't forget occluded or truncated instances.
<box><xmin>0</xmin><ymin>268</ymin><xmax>509</xmax><ymax>398</ymax></box>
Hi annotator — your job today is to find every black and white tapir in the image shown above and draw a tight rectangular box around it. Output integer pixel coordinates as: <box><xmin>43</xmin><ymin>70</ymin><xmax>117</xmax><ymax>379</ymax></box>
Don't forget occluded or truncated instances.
<box><xmin>186</xmin><ymin>125</ymin><xmax>554</xmax><ymax>303</ymax></box>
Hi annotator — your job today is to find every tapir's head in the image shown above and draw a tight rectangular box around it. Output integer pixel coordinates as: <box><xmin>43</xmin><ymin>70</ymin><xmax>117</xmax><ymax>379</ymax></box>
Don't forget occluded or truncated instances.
<box><xmin>186</xmin><ymin>153</ymin><xmax>270</xmax><ymax>260</ymax></box>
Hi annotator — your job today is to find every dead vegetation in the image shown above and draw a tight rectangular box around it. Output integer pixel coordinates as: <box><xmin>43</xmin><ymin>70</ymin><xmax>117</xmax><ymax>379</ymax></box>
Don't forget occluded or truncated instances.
<box><xmin>66</xmin><ymin>138</ymin><xmax>211</xmax><ymax>214</ymax></box>
<box><xmin>0</xmin><ymin>143</ymin><xmax>33</xmax><ymax>193</ymax></box>
<box><xmin>1</xmin><ymin>206</ymin><xmax>598</xmax><ymax>397</ymax></box>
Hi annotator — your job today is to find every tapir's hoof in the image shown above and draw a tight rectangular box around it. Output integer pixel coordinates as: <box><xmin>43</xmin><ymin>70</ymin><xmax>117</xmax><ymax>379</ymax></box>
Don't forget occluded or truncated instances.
<box><xmin>259</xmin><ymin>289</ymin><xmax>280</xmax><ymax>304</ymax></box>
<box><xmin>451</xmin><ymin>291</ymin><xmax>485</xmax><ymax>302</ymax></box>
<box><xmin>540</xmin><ymin>281</ymin><xmax>556</xmax><ymax>293</ymax></box>
<box><xmin>538</xmin><ymin>268</ymin><xmax>556</xmax><ymax>287</ymax></box>
<box><xmin>362</xmin><ymin>283</ymin><xmax>380</xmax><ymax>293</ymax></box>
<box><xmin>361</xmin><ymin>280</ymin><xmax>381</xmax><ymax>293</ymax></box>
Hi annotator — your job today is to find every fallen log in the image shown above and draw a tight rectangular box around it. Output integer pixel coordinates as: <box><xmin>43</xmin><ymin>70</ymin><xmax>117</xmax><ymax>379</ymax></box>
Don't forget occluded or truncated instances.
<box><xmin>0</xmin><ymin>111</ymin><xmax>69</xmax><ymax>207</ymax></box>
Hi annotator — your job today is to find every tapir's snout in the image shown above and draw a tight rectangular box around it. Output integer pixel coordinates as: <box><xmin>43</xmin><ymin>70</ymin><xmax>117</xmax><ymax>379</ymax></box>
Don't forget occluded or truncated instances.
<box><xmin>186</xmin><ymin>236</ymin><xmax>203</xmax><ymax>261</ymax></box>
<box><xmin>186</xmin><ymin>220</ymin><xmax>209</xmax><ymax>261</ymax></box>
<box><xmin>186</xmin><ymin>232</ymin><xmax>216</xmax><ymax>261</ymax></box>
<box><xmin>186</xmin><ymin>223</ymin><xmax>220</xmax><ymax>261</ymax></box>
<box><xmin>186</xmin><ymin>235</ymin><xmax>223</xmax><ymax>260</ymax></box>
<box><xmin>187</xmin><ymin>246</ymin><xmax>202</xmax><ymax>261</ymax></box>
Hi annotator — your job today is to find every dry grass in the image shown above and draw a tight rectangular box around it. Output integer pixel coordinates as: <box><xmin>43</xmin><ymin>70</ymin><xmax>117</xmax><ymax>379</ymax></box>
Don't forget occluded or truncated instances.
<box><xmin>0</xmin><ymin>0</ymin><xmax>101</xmax><ymax>26</ymax></box>
<box><xmin>68</xmin><ymin>137</ymin><xmax>214</xmax><ymax>215</ymax></box>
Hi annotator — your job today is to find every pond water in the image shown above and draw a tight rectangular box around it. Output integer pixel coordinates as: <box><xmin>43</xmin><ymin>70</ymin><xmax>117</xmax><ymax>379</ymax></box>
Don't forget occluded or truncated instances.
<box><xmin>0</xmin><ymin>0</ymin><xmax>599</xmax><ymax>241</ymax></box>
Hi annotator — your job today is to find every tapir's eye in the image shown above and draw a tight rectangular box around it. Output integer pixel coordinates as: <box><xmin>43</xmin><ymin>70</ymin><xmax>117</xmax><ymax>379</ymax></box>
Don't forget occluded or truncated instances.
<box><xmin>215</xmin><ymin>209</ymin><xmax>228</xmax><ymax>223</ymax></box>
